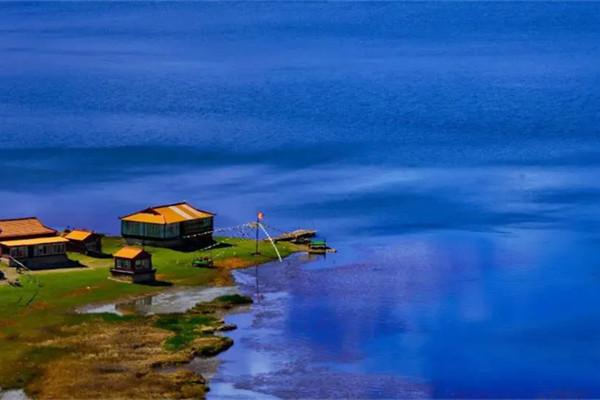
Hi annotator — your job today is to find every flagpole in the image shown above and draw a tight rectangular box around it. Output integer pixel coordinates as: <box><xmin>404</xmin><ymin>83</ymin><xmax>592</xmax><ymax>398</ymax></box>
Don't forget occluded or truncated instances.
<box><xmin>253</xmin><ymin>211</ymin><xmax>263</xmax><ymax>256</ymax></box>
<box><xmin>254</xmin><ymin>214</ymin><xmax>260</xmax><ymax>255</ymax></box>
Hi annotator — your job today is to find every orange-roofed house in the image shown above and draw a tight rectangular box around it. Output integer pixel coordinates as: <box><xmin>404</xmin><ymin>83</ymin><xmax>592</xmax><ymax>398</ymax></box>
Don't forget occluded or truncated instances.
<box><xmin>64</xmin><ymin>229</ymin><xmax>103</xmax><ymax>255</ymax></box>
<box><xmin>0</xmin><ymin>217</ymin><xmax>72</xmax><ymax>269</ymax></box>
<box><xmin>111</xmin><ymin>246</ymin><xmax>155</xmax><ymax>283</ymax></box>
<box><xmin>0</xmin><ymin>217</ymin><xmax>57</xmax><ymax>242</ymax></box>
<box><xmin>120</xmin><ymin>202</ymin><xmax>215</xmax><ymax>249</ymax></box>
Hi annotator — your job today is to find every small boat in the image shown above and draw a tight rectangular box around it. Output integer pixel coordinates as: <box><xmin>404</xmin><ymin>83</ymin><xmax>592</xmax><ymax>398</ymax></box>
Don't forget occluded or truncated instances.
<box><xmin>308</xmin><ymin>239</ymin><xmax>328</xmax><ymax>254</ymax></box>
<box><xmin>192</xmin><ymin>257</ymin><xmax>215</xmax><ymax>268</ymax></box>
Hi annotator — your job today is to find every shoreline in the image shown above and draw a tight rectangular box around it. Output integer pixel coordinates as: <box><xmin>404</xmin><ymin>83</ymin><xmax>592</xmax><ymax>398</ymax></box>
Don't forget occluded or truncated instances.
<box><xmin>0</xmin><ymin>236</ymin><xmax>301</xmax><ymax>398</ymax></box>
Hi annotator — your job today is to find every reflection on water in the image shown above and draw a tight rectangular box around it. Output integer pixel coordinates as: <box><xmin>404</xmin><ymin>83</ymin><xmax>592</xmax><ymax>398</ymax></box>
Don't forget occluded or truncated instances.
<box><xmin>79</xmin><ymin>286</ymin><xmax>239</xmax><ymax>316</ymax></box>
<box><xmin>207</xmin><ymin>229</ymin><xmax>600</xmax><ymax>398</ymax></box>
<box><xmin>208</xmin><ymin>383</ymin><xmax>281</xmax><ymax>400</ymax></box>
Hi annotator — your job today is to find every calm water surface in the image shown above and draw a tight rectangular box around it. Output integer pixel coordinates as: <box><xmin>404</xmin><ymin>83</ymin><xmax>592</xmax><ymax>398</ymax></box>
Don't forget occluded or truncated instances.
<box><xmin>1</xmin><ymin>1</ymin><xmax>600</xmax><ymax>398</ymax></box>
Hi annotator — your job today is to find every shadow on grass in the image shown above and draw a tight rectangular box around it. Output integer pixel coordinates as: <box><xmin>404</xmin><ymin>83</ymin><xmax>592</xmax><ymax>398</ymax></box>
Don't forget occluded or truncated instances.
<box><xmin>85</xmin><ymin>251</ymin><xmax>113</xmax><ymax>259</ymax></box>
<box><xmin>208</xmin><ymin>241</ymin><xmax>234</xmax><ymax>250</ymax></box>
<box><xmin>171</xmin><ymin>240</ymin><xmax>234</xmax><ymax>253</ymax></box>
<box><xmin>138</xmin><ymin>280</ymin><xmax>173</xmax><ymax>287</ymax></box>
<box><xmin>28</xmin><ymin>260</ymin><xmax>89</xmax><ymax>271</ymax></box>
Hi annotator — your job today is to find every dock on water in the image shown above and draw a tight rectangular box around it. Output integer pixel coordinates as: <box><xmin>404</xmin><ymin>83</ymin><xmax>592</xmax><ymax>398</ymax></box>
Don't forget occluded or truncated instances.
<box><xmin>273</xmin><ymin>229</ymin><xmax>317</xmax><ymax>244</ymax></box>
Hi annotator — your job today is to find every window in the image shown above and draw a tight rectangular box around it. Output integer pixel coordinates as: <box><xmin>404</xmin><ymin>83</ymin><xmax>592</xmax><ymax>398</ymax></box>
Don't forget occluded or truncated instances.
<box><xmin>144</xmin><ymin>223</ymin><xmax>163</xmax><ymax>238</ymax></box>
<box><xmin>165</xmin><ymin>223</ymin><xmax>180</xmax><ymax>238</ymax></box>
<box><xmin>10</xmin><ymin>246</ymin><xmax>28</xmax><ymax>258</ymax></box>
<box><xmin>33</xmin><ymin>244</ymin><xmax>64</xmax><ymax>256</ymax></box>
<box><xmin>116</xmin><ymin>259</ymin><xmax>131</xmax><ymax>270</ymax></box>
<box><xmin>135</xmin><ymin>259</ymin><xmax>149</xmax><ymax>270</ymax></box>
<box><xmin>122</xmin><ymin>221</ymin><xmax>142</xmax><ymax>236</ymax></box>
<box><xmin>34</xmin><ymin>245</ymin><xmax>48</xmax><ymax>256</ymax></box>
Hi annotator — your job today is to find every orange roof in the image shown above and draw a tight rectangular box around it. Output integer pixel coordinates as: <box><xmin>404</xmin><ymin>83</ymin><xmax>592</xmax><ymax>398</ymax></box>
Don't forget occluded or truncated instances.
<box><xmin>113</xmin><ymin>246</ymin><xmax>146</xmax><ymax>259</ymax></box>
<box><xmin>65</xmin><ymin>230</ymin><xmax>94</xmax><ymax>241</ymax></box>
<box><xmin>121</xmin><ymin>202</ymin><xmax>214</xmax><ymax>225</ymax></box>
<box><xmin>0</xmin><ymin>236</ymin><xmax>69</xmax><ymax>247</ymax></box>
<box><xmin>0</xmin><ymin>217</ymin><xmax>57</xmax><ymax>240</ymax></box>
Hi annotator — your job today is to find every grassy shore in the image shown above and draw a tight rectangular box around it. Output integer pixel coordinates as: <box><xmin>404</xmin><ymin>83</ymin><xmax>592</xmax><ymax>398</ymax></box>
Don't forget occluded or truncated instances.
<box><xmin>0</xmin><ymin>236</ymin><xmax>299</xmax><ymax>396</ymax></box>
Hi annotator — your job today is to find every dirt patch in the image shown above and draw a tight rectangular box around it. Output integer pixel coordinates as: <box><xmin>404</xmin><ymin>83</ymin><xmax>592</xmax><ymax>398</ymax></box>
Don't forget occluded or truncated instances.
<box><xmin>0</xmin><ymin>266</ymin><xmax>20</xmax><ymax>285</ymax></box>
<box><xmin>211</xmin><ymin>269</ymin><xmax>235</xmax><ymax>286</ymax></box>
<box><xmin>215</xmin><ymin>257</ymin><xmax>254</xmax><ymax>269</ymax></box>
<box><xmin>28</xmin><ymin>301</ymin><xmax>50</xmax><ymax>311</ymax></box>
<box><xmin>28</xmin><ymin>320</ymin><xmax>206</xmax><ymax>399</ymax></box>
<box><xmin>63</xmin><ymin>286</ymin><xmax>97</xmax><ymax>298</ymax></box>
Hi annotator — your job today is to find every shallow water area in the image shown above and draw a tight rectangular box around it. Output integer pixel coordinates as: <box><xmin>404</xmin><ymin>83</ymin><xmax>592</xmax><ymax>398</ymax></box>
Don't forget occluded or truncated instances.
<box><xmin>79</xmin><ymin>286</ymin><xmax>239</xmax><ymax>316</ymax></box>
<box><xmin>207</xmin><ymin>229</ymin><xmax>600</xmax><ymax>398</ymax></box>
<box><xmin>0</xmin><ymin>390</ymin><xmax>28</xmax><ymax>400</ymax></box>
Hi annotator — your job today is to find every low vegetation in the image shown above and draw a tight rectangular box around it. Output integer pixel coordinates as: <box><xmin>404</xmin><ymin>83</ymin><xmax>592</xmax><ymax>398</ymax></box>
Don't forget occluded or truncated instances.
<box><xmin>0</xmin><ymin>236</ymin><xmax>299</xmax><ymax>397</ymax></box>
<box><xmin>155</xmin><ymin>314</ymin><xmax>217</xmax><ymax>351</ymax></box>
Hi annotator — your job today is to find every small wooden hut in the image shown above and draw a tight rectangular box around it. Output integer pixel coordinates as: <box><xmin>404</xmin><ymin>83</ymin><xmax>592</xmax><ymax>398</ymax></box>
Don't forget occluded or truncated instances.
<box><xmin>110</xmin><ymin>246</ymin><xmax>155</xmax><ymax>284</ymax></box>
<box><xmin>64</xmin><ymin>229</ymin><xmax>103</xmax><ymax>255</ymax></box>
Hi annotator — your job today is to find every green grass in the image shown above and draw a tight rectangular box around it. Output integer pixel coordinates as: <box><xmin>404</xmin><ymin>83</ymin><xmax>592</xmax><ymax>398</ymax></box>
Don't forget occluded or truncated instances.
<box><xmin>214</xmin><ymin>294</ymin><xmax>253</xmax><ymax>305</ymax></box>
<box><xmin>4</xmin><ymin>345</ymin><xmax>66</xmax><ymax>389</ymax></box>
<box><xmin>0</xmin><ymin>236</ymin><xmax>297</xmax><ymax>323</ymax></box>
<box><xmin>155</xmin><ymin>314</ymin><xmax>215</xmax><ymax>351</ymax></box>
<box><xmin>0</xmin><ymin>235</ymin><xmax>299</xmax><ymax>389</ymax></box>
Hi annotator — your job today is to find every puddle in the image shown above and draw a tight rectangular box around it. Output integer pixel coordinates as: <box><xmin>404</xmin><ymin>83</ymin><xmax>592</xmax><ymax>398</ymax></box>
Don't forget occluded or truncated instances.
<box><xmin>0</xmin><ymin>389</ymin><xmax>28</xmax><ymax>400</ymax></box>
<box><xmin>78</xmin><ymin>285</ymin><xmax>239</xmax><ymax>316</ymax></box>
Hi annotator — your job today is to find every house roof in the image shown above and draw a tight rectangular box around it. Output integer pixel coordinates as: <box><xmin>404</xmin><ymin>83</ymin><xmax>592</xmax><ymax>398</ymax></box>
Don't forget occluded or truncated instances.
<box><xmin>0</xmin><ymin>217</ymin><xmax>57</xmax><ymax>240</ymax></box>
<box><xmin>65</xmin><ymin>230</ymin><xmax>95</xmax><ymax>241</ymax></box>
<box><xmin>0</xmin><ymin>236</ymin><xmax>69</xmax><ymax>247</ymax></box>
<box><xmin>113</xmin><ymin>246</ymin><xmax>147</xmax><ymax>259</ymax></box>
<box><xmin>120</xmin><ymin>202</ymin><xmax>214</xmax><ymax>225</ymax></box>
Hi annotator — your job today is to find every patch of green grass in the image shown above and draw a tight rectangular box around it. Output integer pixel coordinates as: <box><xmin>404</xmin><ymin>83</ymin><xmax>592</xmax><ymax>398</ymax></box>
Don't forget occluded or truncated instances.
<box><xmin>94</xmin><ymin>313</ymin><xmax>139</xmax><ymax>324</ymax></box>
<box><xmin>155</xmin><ymin>314</ymin><xmax>215</xmax><ymax>351</ymax></box>
<box><xmin>214</xmin><ymin>294</ymin><xmax>253</xmax><ymax>305</ymax></box>
<box><xmin>0</xmin><ymin>345</ymin><xmax>65</xmax><ymax>390</ymax></box>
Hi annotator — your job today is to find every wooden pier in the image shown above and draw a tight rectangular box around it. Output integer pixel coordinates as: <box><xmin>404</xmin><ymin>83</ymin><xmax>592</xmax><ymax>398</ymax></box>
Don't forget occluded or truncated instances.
<box><xmin>273</xmin><ymin>229</ymin><xmax>317</xmax><ymax>243</ymax></box>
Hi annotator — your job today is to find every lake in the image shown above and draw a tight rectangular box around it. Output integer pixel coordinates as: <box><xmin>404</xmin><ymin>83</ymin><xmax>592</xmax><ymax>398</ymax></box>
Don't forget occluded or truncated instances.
<box><xmin>1</xmin><ymin>1</ymin><xmax>600</xmax><ymax>398</ymax></box>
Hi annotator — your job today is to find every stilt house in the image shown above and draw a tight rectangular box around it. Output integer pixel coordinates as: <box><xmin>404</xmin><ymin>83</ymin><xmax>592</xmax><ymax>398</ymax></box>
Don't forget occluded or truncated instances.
<box><xmin>120</xmin><ymin>202</ymin><xmax>214</xmax><ymax>249</ymax></box>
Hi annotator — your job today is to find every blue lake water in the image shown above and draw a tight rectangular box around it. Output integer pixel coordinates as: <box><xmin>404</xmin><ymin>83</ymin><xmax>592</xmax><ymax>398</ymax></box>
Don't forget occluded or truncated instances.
<box><xmin>1</xmin><ymin>1</ymin><xmax>600</xmax><ymax>398</ymax></box>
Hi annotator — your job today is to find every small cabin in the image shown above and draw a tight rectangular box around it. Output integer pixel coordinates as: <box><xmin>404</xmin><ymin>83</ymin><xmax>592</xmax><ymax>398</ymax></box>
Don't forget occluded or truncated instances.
<box><xmin>64</xmin><ymin>229</ymin><xmax>103</xmax><ymax>255</ymax></box>
<box><xmin>110</xmin><ymin>246</ymin><xmax>155</xmax><ymax>284</ymax></box>
<box><xmin>0</xmin><ymin>217</ymin><xmax>72</xmax><ymax>269</ymax></box>
<box><xmin>119</xmin><ymin>202</ymin><xmax>214</xmax><ymax>249</ymax></box>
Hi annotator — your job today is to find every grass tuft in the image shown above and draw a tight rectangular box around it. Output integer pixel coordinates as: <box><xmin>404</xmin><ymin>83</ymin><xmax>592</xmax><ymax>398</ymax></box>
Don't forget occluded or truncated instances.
<box><xmin>214</xmin><ymin>294</ymin><xmax>253</xmax><ymax>305</ymax></box>
<box><xmin>155</xmin><ymin>314</ymin><xmax>215</xmax><ymax>351</ymax></box>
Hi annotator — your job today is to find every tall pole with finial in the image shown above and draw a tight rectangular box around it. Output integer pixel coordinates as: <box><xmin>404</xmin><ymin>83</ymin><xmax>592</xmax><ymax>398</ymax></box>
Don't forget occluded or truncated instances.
<box><xmin>254</xmin><ymin>211</ymin><xmax>264</xmax><ymax>255</ymax></box>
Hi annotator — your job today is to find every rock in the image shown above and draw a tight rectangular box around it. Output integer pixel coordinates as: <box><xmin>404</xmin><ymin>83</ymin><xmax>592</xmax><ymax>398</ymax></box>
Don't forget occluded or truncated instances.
<box><xmin>191</xmin><ymin>336</ymin><xmax>234</xmax><ymax>357</ymax></box>
<box><xmin>199</xmin><ymin>326</ymin><xmax>215</xmax><ymax>335</ymax></box>
<box><xmin>216</xmin><ymin>323</ymin><xmax>237</xmax><ymax>332</ymax></box>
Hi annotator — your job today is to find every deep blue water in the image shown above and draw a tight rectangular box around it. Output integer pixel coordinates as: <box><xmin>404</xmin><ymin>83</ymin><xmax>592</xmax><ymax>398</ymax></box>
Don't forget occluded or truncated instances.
<box><xmin>1</xmin><ymin>1</ymin><xmax>600</xmax><ymax>398</ymax></box>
